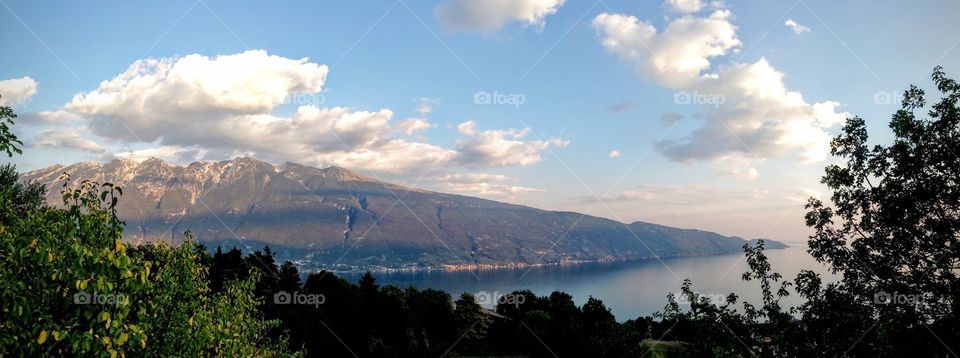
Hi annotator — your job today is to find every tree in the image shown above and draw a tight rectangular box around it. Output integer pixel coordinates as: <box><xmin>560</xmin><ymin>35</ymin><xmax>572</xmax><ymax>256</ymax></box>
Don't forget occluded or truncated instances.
<box><xmin>278</xmin><ymin>261</ymin><xmax>302</xmax><ymax>293</ymax></box>
<box><xmin>209</xmin><ymin>246</ymin><xmax>249</xmax><ymax>292</ymax></box>
<box><xmin>453</xmin><ymin>293</ymin><xmax>489</xmax><ymax>341</ymax></box>
<box><xmin>0</xmin><ymin>104</ymin><xmax>298</xmax><ymax>356</ymax></box>
<box><xmin>580</xmin><ymin>296</ymin><xmax>631</xmax><ymax>357</ymax></box>
<box><xmin>0</xmin><ymin>175</ymin><xmax>151</xmax><ymax>356</ymax></box>
<box><xmin>0</xmin><ymin>163</ymin><xmax>45</xmax><ymax>218</ymax></box>
<box><xmin>406</xmin><ymin>287</ymin><xmax>455</xmax><ymax>355</ymax></box>
<box><xmin>803</xmin><ymin>66</ymin><xmax>960</xmax><ymax>355</ymax></box>
<box><xmin>359</xmin><ymin>271</ymin><xmax>378</xmax><ymax>293</ymax></box>
<box><xmin>0</xmin><ymin>96</ymin><xmax>22</xmax><ymax>157</ymax></box>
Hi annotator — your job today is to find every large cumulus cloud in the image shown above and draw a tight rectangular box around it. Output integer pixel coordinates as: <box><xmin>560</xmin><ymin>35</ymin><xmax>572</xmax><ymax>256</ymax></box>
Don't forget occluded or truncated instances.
<box><xmin>32</xmin><ymin>50</ymin><xmax>564</xmax><ymax>176</ymax></box>
<box><xmin>592</xmin><ymin>6</ymin><xmax>848</xmax><ymax>177</ymax></box>
<box><xmin>0</xmin><ymin>77</ymin><xmax>38</xmax><ymax>106</ymax></box>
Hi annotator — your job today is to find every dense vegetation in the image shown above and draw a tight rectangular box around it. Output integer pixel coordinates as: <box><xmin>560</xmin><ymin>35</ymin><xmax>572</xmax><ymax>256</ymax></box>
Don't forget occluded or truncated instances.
<box><xmin>1</xmin><ymin>68</ymin><xmax>959</xmax><ymax>356</ymax></box>
<box><xmin>0</xmin><ymin>96</ymin><xmax>296</xmax><ymax>356</ymax></box>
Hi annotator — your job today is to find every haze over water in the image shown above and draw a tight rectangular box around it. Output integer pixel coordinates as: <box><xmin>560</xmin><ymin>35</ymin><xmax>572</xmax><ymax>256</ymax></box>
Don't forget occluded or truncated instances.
<box><xmin>342</xmin><ymin>242</ymin><xmax>832</xmax><ymax>320</ymax></box>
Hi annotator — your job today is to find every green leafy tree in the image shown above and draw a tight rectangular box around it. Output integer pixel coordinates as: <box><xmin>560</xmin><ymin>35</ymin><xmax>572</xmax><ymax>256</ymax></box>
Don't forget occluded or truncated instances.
<box><xmin>0</xmin><ymin>96</ymin><xmax>22</xmax><ymax>157</ymax></box>
<box><xmin>0</xmin><ymin>104</ymin><xmax>299</xmax><ymax>356</ymax></box>
<box><xmin>0</xmin><ymin>176</ymin><xmax>151</xmax><ymax>356</ymax></box>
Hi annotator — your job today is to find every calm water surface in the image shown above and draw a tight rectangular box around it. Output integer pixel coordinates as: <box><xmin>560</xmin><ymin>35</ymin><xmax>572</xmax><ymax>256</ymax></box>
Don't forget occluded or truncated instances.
<box><xmin>339</xmin><ymin>242</ymin><xmax>833</xmax><ymax>320</ymax></box>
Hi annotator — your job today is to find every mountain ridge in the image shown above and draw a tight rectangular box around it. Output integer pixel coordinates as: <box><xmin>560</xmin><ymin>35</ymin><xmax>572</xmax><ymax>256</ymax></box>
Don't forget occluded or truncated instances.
<box><xmin>21</xmin><ymin>157</ymin><xmax>786</xmax><ymax>270</ymax></box>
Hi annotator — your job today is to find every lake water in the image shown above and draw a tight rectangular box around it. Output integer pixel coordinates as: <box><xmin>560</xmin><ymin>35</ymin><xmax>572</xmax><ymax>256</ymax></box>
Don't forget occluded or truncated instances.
<box><xmin>338</xmin><ymin>242</ymin><xmax>834</xmax><ymax>320</ymax></box>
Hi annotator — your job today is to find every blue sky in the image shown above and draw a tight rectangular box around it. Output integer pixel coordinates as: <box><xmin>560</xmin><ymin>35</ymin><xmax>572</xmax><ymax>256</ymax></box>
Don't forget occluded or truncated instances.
<box><xmin>1</xmin><ymin>0</ymin><xmax>958</xmax><ymax>241</ymax></box>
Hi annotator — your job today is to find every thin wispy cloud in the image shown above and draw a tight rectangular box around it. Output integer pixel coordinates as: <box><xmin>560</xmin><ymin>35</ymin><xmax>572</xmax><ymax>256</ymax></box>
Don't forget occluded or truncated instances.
<box><xmin>435</xmin><ymin>0</ymin><xmax>565</xmax><ymax>33</ymax></box>
<box><xmin>784</xmin><ymin>19</ymin><xmax>811</xmax><ymax>35</ymax></box>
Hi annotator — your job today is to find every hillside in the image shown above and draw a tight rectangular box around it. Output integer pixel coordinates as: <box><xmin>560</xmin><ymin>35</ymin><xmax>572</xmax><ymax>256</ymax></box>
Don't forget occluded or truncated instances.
<box><xmin>21</xmin><ymin>158</ymin><xmax>786</xmax><ymax>270</ymax></box>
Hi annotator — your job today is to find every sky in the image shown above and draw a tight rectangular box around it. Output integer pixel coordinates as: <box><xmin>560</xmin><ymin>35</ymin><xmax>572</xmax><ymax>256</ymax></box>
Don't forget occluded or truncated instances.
<box><xmin>1</xmin><ymin>0</ymin><xmax>958</xmax><ymax>243</ymax></box>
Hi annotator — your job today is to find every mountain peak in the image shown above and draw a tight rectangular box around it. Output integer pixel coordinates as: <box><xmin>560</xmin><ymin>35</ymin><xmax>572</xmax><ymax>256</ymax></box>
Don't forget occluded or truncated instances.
<box><xmin>276</xmin><ymin>162</ymin><xmax>380</xmax><ymax>183</ymax></box>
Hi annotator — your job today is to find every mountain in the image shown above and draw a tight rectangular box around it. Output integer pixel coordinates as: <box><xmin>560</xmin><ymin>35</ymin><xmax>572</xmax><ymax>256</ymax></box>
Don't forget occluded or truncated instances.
<box><xmin>20</xmin><ymin>157</ymin><xmax>786</xmax><ymax>270</ymax></box>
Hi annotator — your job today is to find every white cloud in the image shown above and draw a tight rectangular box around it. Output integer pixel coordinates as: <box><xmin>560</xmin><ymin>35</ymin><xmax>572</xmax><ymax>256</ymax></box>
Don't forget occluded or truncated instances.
<box><xmin>415</xmin><ymin>97</ymin><xmax>440</xmax><ymax>114</ymax></box>
<box><xmin>317</xmin><ymin>139</ymin><xmax>459</xmax><ymax>173</ymax></box>
<box><xmin>592</xmin><ymin>5</ymin><xmax>848</xmax><ymax>177</ymax></box>
<box><xmin>608</xmin><ymin>149</ymin><xmax>621</xmax><ymax>158</ymax></box>
<box><xmin>576</xmin><ymin>185</ymin><xmax>747</xmax><ymax>204</ymax></box>
<box><xmin>42</xmin><ymin>50</ymin><xmax>451</xmax><ymax>173</ymax></box>
<box><xmin>34</xmin><ymin>129</ymin><xmax>104</xmax><ymax>154</ymax></box>
<box><xmin>593</xmin><ymin>10</ymin><xmax>741</xmax><ymax>88</ymax></box>
<box><xmin>446</xmin><ymin>181</ymin><xmax>544</xmax><ymax>196</ymax></box>
<box><xmin>0</xmin><ymin>77</ymin><xmax>38</xmax><ymax>106</ymax></box>
<box><xmin>430</xmin><ymin>171</ymin><xmax>543</xmax><ymax>200</ymax></box>
<box><xmin>395</xmin><ymin>118</ymin><xmax>436</xmax><ymax>135</ymax></box>
<box><xmin>575</xmin><ymin>189</ymin><xmax>657</xmax><ymax>203</ymax></box>
<box><xmin>455</xmin><ymin>120</ymin><xmax>568</xmax><ymax>167</ymax></box>
<box><xmin>23</xmin><ymin>110</ymin><xmax>84</xmax><ymax>124</ymax></box>
<box><xmin>784</xmin><ymin>19</ymin><xmax>811</xmax><ymax>35</ymax></box>
<box><xmin>35</xmin><ymin>50</ymin><xmax>564</xmax><ymax>175</ymax></box>
<box><xmin>113</xmin><ymin>145</ymin><xmax>208</xmax><ymax>163</ymax></box>
<box><xmin>666</xmin><ymin>0</ymin><xmax>704</xmax><ymax>13</ymax></box>
<box><xmin>784</xmin><ymin>187</ymin><xmax>823</xmax><ymax>203</ymax></box>
<box><xmin>435</xmin><ymin>0</ymin><xmax>565</xmax><ymax>33</ymax></box>
<box><xmin>457</xmin><ymin>120</ymin><xmax>478</xmax><ymax>135</ymax></box>
<box><xmin>438</xmin><ymin>172</ymin><xmax>512</xmax><ymax>183</ymax></box>
<box><xmin>63</xmin><ymin>50</ymin><xmax>328</xmax><ymax>141</ymax></box>
<box><xmin>713</xmin><ymin>154</ymin><xmax>759</xmax><ymax>180</ymax></box>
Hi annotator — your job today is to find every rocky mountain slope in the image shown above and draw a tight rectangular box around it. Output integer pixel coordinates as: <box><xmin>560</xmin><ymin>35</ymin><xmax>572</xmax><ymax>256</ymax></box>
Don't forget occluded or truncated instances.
<box><xmin>21</xmin><ymin>158</ymin><xmax>785</xmax><ymax>270</ymax></box>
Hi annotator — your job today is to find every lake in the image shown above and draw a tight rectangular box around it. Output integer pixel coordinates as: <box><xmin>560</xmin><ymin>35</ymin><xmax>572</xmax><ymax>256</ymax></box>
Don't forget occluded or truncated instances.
<box><xmin>337</xmin><ymin>242</ymin><xmax>834</xmax><ymax>320</ymax></box>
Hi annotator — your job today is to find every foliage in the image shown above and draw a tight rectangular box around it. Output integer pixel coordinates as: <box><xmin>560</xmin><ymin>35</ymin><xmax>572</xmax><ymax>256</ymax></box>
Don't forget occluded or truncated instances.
<box><xmin>453</xmin><ymin>292</ymin><xmax>489</xmax><ymax>341</ymax></box>
<box><xmin>0</xmin><ymin>101</ymin><xmax>297</xmax><ymax>356</ymax></box>
<box><xmin>635</xmin><ymin>67</ymin><xmax>960</xmax><ymax>357</ymax></box>
<box><xmin>0</xmin><ymin>96</ymin><xmax>22</xmax><ymax>157</ymax></box>
<box><xmin>0</xmin><ymin>174</ymin><xmax>151</xmax><ymax>356</ymax></box>
<box><xmin>801</xmin><ymin>66</ymin><xmax>960</xmax><ymax>355</ymax></box>
<box><xmin>0</xmin><ymin>174</ymin><xmax>297</xmax><ymax>356</ymax></box>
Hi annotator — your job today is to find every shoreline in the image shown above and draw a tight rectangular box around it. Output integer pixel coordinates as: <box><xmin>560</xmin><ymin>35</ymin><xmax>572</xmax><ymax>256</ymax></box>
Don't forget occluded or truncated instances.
<box><xmin>300</xmin><ymin>245</ymin><xmax>791</xmax><ymax>275</ymax></box>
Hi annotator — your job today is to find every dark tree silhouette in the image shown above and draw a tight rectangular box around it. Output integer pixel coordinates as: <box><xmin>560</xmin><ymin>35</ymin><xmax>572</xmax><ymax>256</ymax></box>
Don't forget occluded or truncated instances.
<box><xmin>803</xmin><ymin>66</ymin><xmax>960</xmax><ymax>355</ymax></box>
